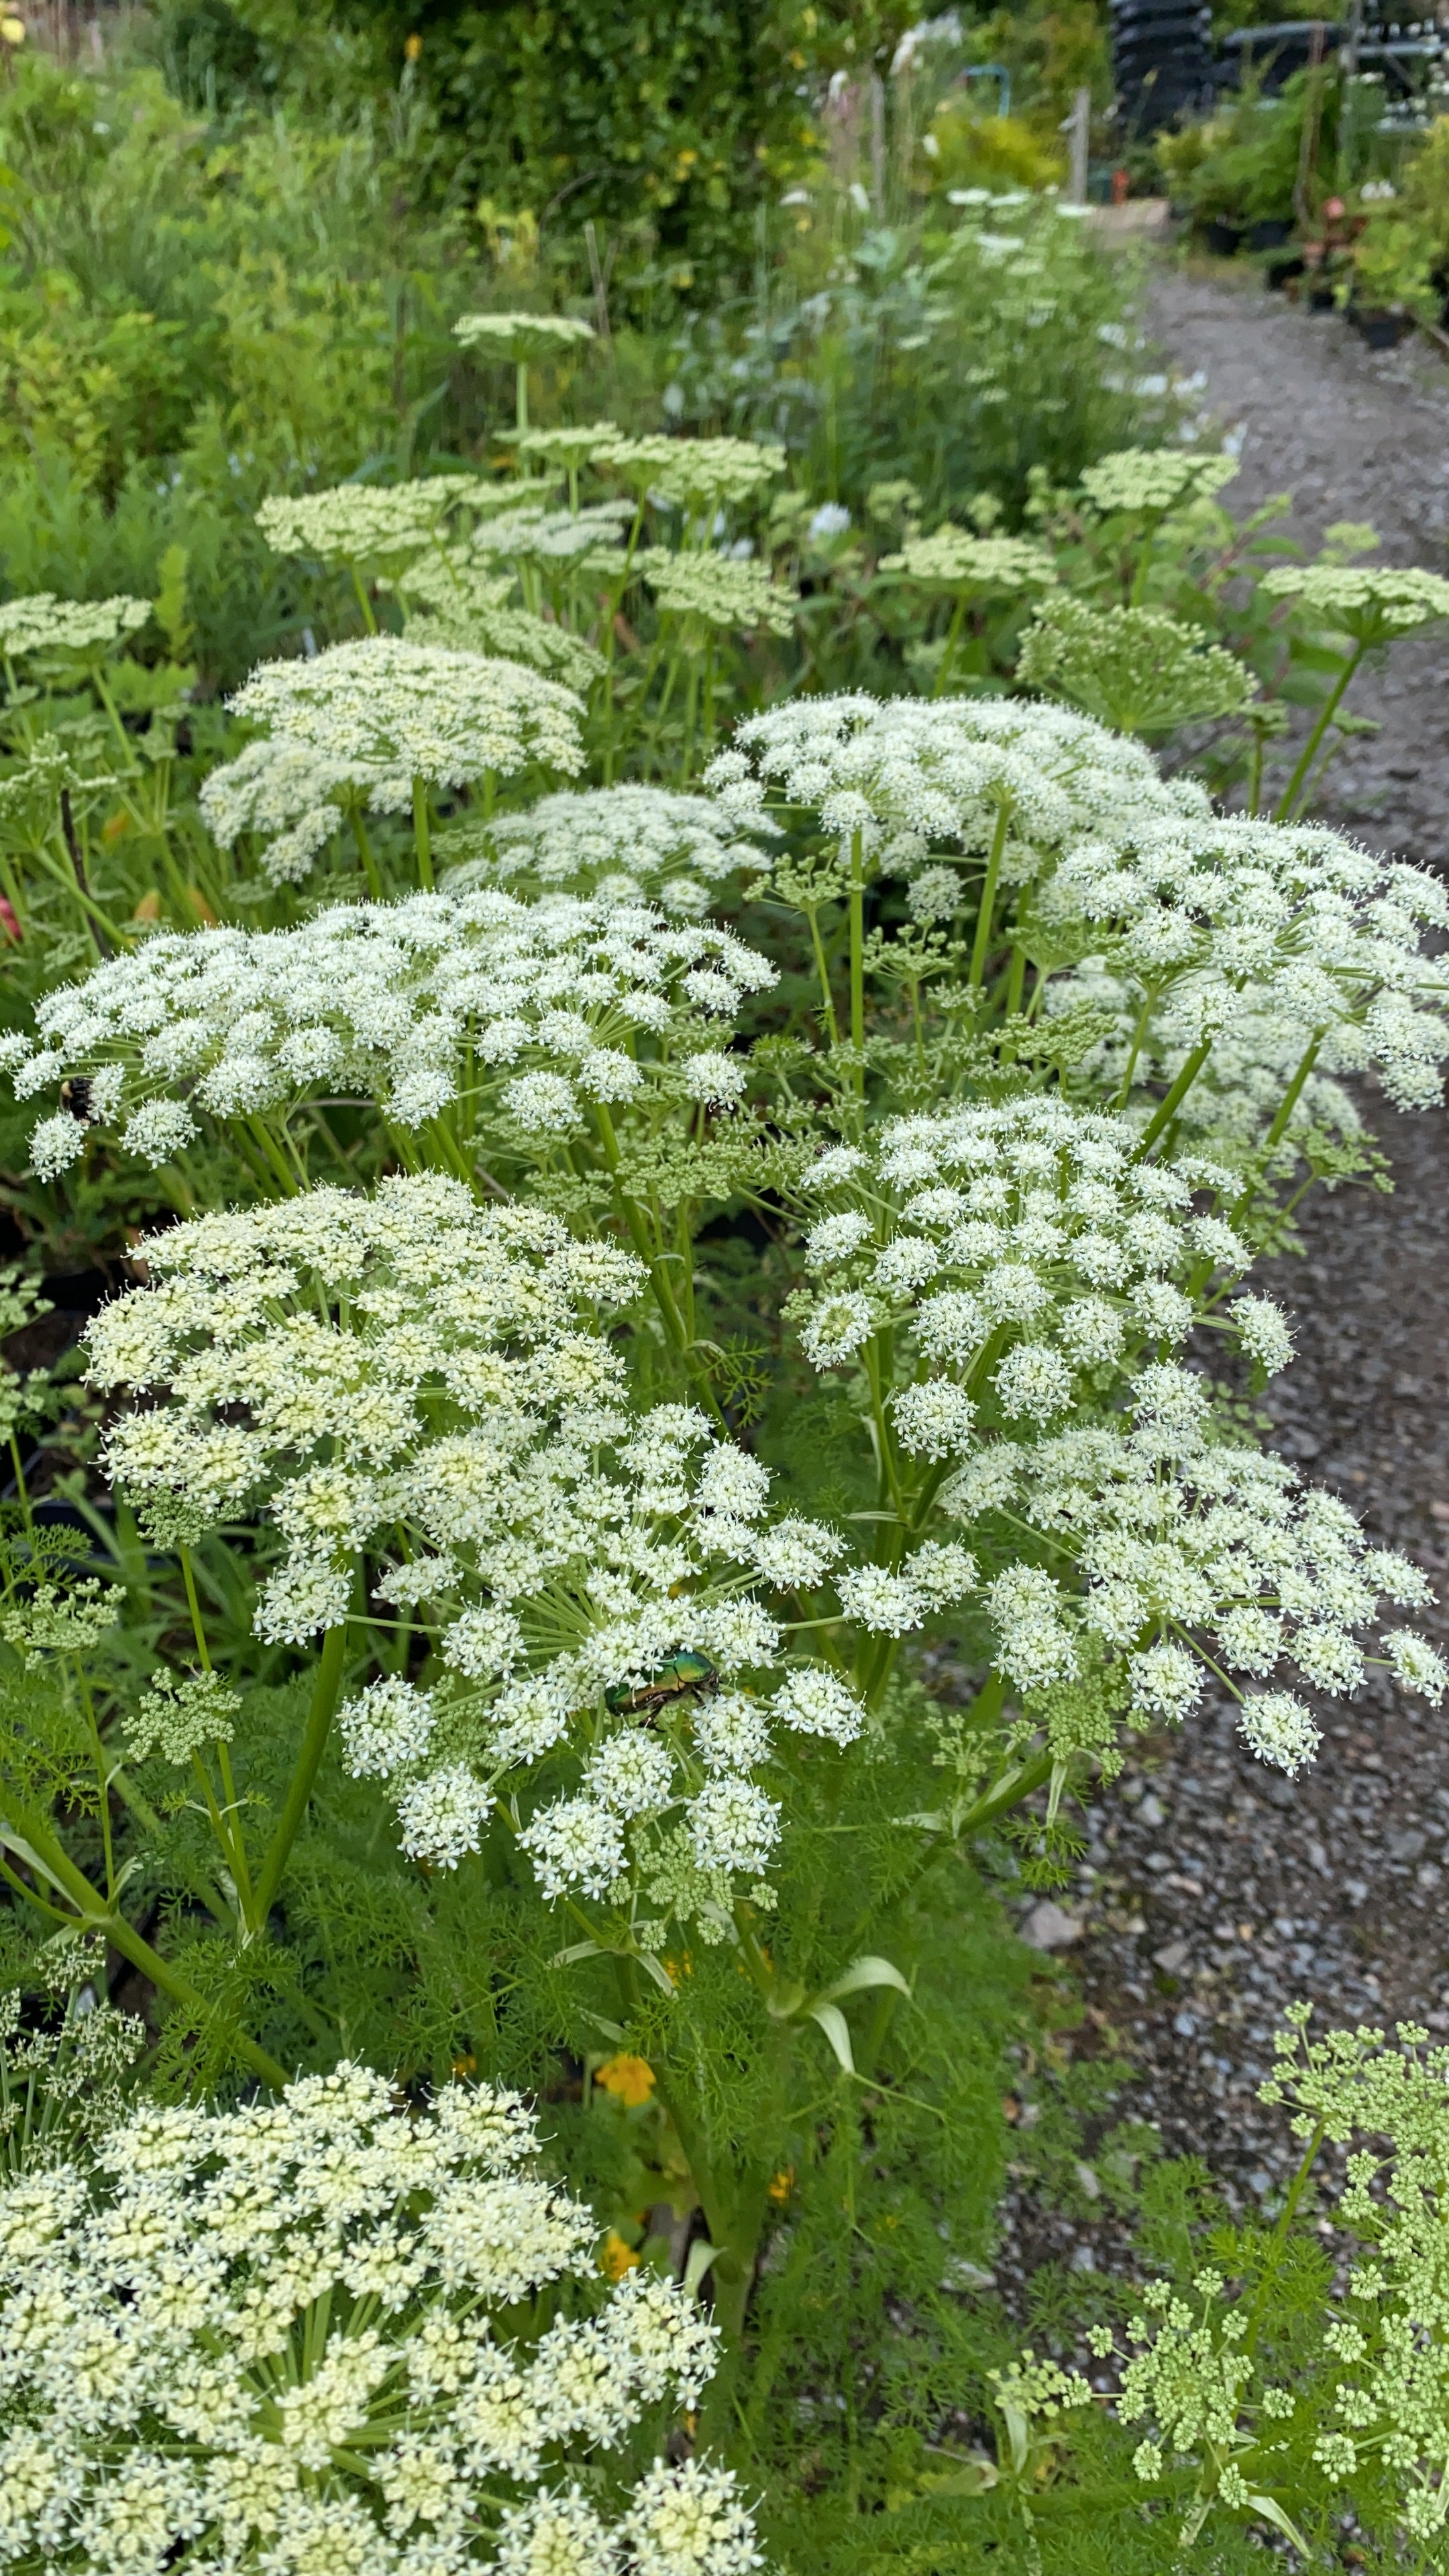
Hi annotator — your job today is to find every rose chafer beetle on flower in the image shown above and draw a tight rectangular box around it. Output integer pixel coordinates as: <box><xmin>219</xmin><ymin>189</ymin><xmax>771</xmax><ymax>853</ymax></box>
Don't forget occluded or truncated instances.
<box><xmin>604</xmin><ymin>1646</ymin><xmax>720</xmax><ymax>1717</ymax></box>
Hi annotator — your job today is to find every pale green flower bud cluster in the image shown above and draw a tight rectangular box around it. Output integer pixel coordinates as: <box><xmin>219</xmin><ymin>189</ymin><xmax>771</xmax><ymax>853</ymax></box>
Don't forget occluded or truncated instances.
<box><xmin>639</xmin><ymin>547</ymin><xmax>798</xmax><ymax>636</ymax></box>
<box><xmin>0</xmin><ymin>591</ymin><xmax>149</xmax><ymax>661</ymax></box>
<box><xmin>589</xmin><ymin>433</ymin><xmax>786</xmax><ymax>512</ymax></box>
<box><xmin>1262</xmin><ymin>559</ymin><xmax>1449</xmax><ymax>638</ymax></box>
<box><xmin>3</xmin><ymin>881</ymin><xmax>776</xmax><ymax>1169</ymax></box>
<box><xmin>879</xmin><ymin>529</ymin><xmax>1058</xmax><ymax>593</ymax></box>
<box><xmin>84</xmin><ymin>1175</ymin><xmax>644</xmax><ymax>1641</ymax></box>
<box><xmin>1016</xmin><ymin>594</ymin><xmax>1256</xmax><ymax>734</ymax></box>
<box><xmin>453</xmin><ymin>309</ymin><xmax>596</xmax><ymax>362</ymax></box>
<box><xmin>256</xmin><ymin>475</ymin><xmax>481</xmax><ymax>572</ymax></box>
<box><xmin>1079</xmin><ymin>447</ymin><xmax>1240</xmax><ymax>515</ymax></box>
<box><xmin>0</xmin><ymin>2059</ymin><xmax>758</xmax><ymax>2573</ymax></box>
<box><xmin>126</xmin><ymin>1668</ymin><xmax>241</xmax><ymax>1764</ymax></box>
<box><xmin>0</xmin><ymin>1576</ymin><xmax>123</xmax><ymax>1670</ymax></box>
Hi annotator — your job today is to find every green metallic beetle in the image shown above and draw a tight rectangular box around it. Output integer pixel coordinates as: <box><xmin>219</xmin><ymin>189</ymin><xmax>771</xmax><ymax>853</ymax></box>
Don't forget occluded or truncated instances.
<box><xmin>604</xmin><ymin>1648</ymin><xmax>719</xmax><ymax>1719</ymax></box>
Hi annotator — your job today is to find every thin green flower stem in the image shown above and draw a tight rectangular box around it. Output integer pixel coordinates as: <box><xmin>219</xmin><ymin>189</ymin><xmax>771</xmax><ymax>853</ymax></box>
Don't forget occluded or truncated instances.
<box><xmin>91</xmin><ymin>664</ymin><xmax>140</xmax><ymax>776</ymax></box>
<box><xmin>678</xmin><ymin>651</ymin><xmax>700</xmax><ymax>787</ymax></box>
<box><xmin>350</xmin><ymin>559</ymin><xmax>378</xmax><ymax>636</ymax></box>
<box><xmin>1138</xmin><ymin>1036</ymin><xmax>1214</xmax><ymax>1154</ymax></box>
<box><xmin>803</xmin><ymin>900</ymin><xmax>840</xmax><ymax>1045</ymax></box>
<box><xmin>252</xmin><ymin>1620</ymin><xmax>350</xmax><ymax>1925</ymax></box>
<box><xmin>180</xmin><ymin>1542</ymin><xmax>259</xmax><ymax>1926</ymax></box>
<box><xmin>411</xmin><ymin>776</ymin><xmax>434</xmax><ymax>890</ymax></box>
<box><xmin>515</xmin><ymin>358</ymin><xmax>529</xmax><ymax>439</ymax></box>
<box><xmin>1247</xmin><ymin>725</ymin><xmax>1267</xmax><ymax>819</ymax></box>
<box><xmin>1226</xmin><ymin>1028</ymin><xmax>1327</xmax><ymax>1235</ymax></box>
<box><xmin>349</xmin><ymin>806</ymin><xmax>384</xmax><ymax>900</ymax></box>
<box><xmin>0</xmin><ymin>1794</ymin><xmax>290</xmax><ymax>2089</ymax></box>
<box><xmin>1114</xmin><ymin>988</ymin><xmax>1158</xmax><ymax>1110</ymax></box>
<box><xmin>863</xmin><ymin>1339</ymin><xmax>905</xmax><ymax>1515</ymax></box>
<box><xmin>969</xmin><ymin>801</ymin><xmax>1012</xmax><ymax>989</ymax></box>
<box><xmin>1005</xmin><ymin>928</ymin><xmax>1030</xmax><ymax>1020</ymax></box>
<box><xmin>74</xmin><ymin>1660</ymin><xmax>117</xmax><ymax>1904</ymax></box>
<box><xmin>29</xmin><ymin>834</ymin><xmax>130</xmax><ymax>952</ymax></box>
<box><xmin>934</xmin><ymin>586</ymin><xmax>973</xmax><ymax>696</ymax></box>
<box><xmin>848</xmin><ymin>828</ymin><xmax>866</xmax><ymax>1087</ymax></box>
<box><xmin>0</xmin><ymin>1849</ymin><xmax>75</xmax><ymax>1929</ymax></box>
<box><xmin>8</xmin><ymin>1433</ymin><xmax>35</xmax><ymax>1544</ymax></box>
<box><xmin>1243</xmin><ymin>2116</ymin><xmax>1328</xmax><ymax>2360</ymax></box>
<box><xmin>1274</xmin><ymin>640</ymin><xmax>1365</xmax><ymax>822</ymax></box>
<box><xmin>590</xmin><ymin>1104</ymin><xmax>724</xmax><ymax>1423</ymax></box>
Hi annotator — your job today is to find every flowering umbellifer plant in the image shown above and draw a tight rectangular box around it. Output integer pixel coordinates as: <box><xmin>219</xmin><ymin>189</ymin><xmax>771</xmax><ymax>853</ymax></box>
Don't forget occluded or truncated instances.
<box><xmin>3</xmin><ymin>422</ymin><xmax>1449</xmax><ymax>2561</ymax></box>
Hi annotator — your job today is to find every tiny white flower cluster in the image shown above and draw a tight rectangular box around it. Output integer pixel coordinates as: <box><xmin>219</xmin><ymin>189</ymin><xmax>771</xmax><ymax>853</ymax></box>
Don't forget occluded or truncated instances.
<box><xmin>5</xmin><ymin>884</ymin><xmax>777</xmax><ymax>1172</ymax></box>
<box><xmin>947</xmin><ymin>1362</ymin><xmax>1446</xmax><ymax>1766</ymax></box>
<box><xmin>222</xmin><ymin>634</ymin><xmax>586</xmax><ymax>818</ymax></box>
<box><xmin>0</xmin><ymin>2058</ymin><xmax>759</xmax><ymax>2574</ymax></box>
<box><xmin>794</xmin><ymin>1093</ymin><xmax>1263</xmax><ymax>1436</ymax></box>
<box><xmin>704</xmin><ymin>688</ymin><xmax>1205</xmax><ymax>883</ymax></box>
<box><xmin>1040</xmin><ymin>813</ymin><xmax>1449</xmax><ymax>1111</ymax></box>
<box><xmin>84</xmin><ymin>1175</ymin><xmax>644</xmax><ymax>1643</ymax></box>
<box><xmin>339</xmin><ymin>1401</ymin><xmax>863</xmax><ymax>1923</ymax></box>
<box><xmin>442</xmin><ymin>784</ymin><xmax>776</xmax><ymax>914</ymax></box>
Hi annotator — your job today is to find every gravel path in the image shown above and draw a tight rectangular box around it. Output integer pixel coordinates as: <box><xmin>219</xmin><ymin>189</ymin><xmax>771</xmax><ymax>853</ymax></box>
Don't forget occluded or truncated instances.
<box><xmin>1008</xmin><ymin>268</ymin><xmax>1449</xmax><ymax>2257</ymax></box>
<box><xmin>1150</xmin><ymin>260</ymin><xmax>1449</xmax><ymax>863</ymax></box>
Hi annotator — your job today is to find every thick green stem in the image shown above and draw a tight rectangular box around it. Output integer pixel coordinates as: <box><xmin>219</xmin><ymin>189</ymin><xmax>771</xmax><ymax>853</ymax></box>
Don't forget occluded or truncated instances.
<box><xmin>848</xmin><ymin>826</ymin><xmax>865</xmax><ymax>1086</ymax></box>
<box><xmin>969</xmin><ymin>801</ymin><xmax>1011</xmax><ymax>989</ymax></box>
<box><xmin>350</xmin><ymin>561</ymin><xmax>378</xmax><ymax>637</ymax></box>
<box><xmin>1273</xmin><ymin>641</ymin><xmax>1364</xmax><ymax>823</ymax></box>
<box><xmin>1138</xmin><ymin>1036</ymin><xmax>1213</xmax><ymax>1154</ymax></box>
<box><xmin>252</xmin><ymin>1622</ymin><xmax>349</xmax><ymax>1923</ymax></box>
<box><xmin>350</xmin><ymin>805</ymin><xmax>383</xmax><ymax>900</ymax></box>
<box><xmin>934</xmin><ymin>586</ymin><xmax>971</xmax><ymax>697</ymax></box>
<box><xmin>412</xmin><ymin>776</ymin><xmax>434</xmax><ymax>890</ymax></box>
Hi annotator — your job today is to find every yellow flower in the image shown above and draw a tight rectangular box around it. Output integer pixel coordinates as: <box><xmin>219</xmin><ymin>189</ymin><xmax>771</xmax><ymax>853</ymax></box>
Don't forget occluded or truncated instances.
<box><xmin>600</xmin><ymin>2230</ymin><xmax>641</xmax><ymax>2279</ymax></box>
<box><xmin>404</xmin><ymin>30</ymin><xmax>422</xmax><ymax>59</ymax></box>
<box><xmin>595</xmin><ymin>2051</ymin><xmax>656</xmax><ymax>2108</ymax></box>
<box><xmin>767</xmin><ymin>2165</ymin><xmax>795</xmax><ymax>2204</ymax></box>
<box><xmin>0</xmin><ymin>17</ymin><xmax>25</xmax><ymax>44</ymax></box>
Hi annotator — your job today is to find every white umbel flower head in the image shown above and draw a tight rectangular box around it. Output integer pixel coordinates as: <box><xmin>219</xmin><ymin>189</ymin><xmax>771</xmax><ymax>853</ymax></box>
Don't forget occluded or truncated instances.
<box><xmin>0</xmin><ymin>2063</ymin><xmax>757</xmax><ymax>2571</ymax></box>
<box><xmin>227</xmin><ymin>637</ymin><xmax>585</xmax><ymax>814</ymax></box>
<box><xmin>6</xmin><ymin>885</ymin><xmax>777</xmax><ymax>1170</ymax></box>
<box><xmin>441</xmin><ymin>783</ymin><xmax>776</xmax><ymax>908</ymax></box>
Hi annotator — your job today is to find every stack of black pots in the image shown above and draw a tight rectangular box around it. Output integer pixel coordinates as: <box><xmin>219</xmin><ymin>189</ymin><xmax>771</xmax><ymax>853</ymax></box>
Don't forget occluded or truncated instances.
<box><xmin>1112</xmin><ymin>0</ymin><xmax>1215</xmax><ymax>137</ymax></box>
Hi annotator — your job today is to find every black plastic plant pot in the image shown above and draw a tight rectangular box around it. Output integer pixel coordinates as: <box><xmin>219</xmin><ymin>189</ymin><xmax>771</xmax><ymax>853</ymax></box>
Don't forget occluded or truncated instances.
<box><xmin>1203</xmin><ymin>217</ymin><xmax>1244</xmax><ymax>255</ymax></box>
<box><xmin>1266</xmin><ymin>254</ymin><xmax>1306</xmax><ymax>289</ymax></box>
<box><xmin>1348</xmin><ymin>305</ymin><xmax>1415</xmax><ymax>347</ymax></box>
<box><xmin>1246</xmin><ymin>217</ymin><xmax>1294</xmax><ymax>250</ymax></box>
